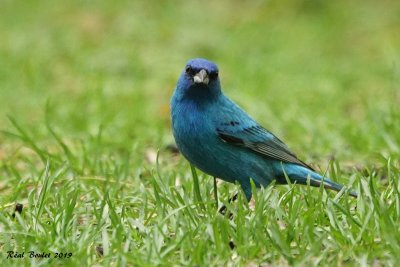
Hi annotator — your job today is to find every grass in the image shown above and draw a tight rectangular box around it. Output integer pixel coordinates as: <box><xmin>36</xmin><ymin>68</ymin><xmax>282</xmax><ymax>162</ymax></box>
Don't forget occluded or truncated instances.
<box><xmin>1</xmin><ymin>0</ymin><xmax>400</xmax><ymax>266</ymax></box>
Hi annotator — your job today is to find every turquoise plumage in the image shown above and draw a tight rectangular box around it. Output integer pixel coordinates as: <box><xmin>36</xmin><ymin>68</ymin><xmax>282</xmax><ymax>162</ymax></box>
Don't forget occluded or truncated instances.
<box><xmin>171</xmin><ymin>58</ymin><xmax>356</xmax><ymax>200</ymax></box>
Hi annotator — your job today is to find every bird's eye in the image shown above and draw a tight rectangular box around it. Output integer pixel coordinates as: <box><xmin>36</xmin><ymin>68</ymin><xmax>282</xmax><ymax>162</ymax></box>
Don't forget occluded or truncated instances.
<box><xmin>185</xmin><ymin>66</ymin><xmax>195</xmax><ymax>76</ymax></box>
<box><xmin>209</xmin><ymin>71</ymin><xmax>219</xmax><ymax>80</ymax></box>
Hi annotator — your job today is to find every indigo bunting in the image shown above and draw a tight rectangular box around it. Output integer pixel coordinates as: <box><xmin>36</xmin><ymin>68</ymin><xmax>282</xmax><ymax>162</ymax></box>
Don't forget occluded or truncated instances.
<box><xmin>171</xmin><ymin>58</ymin><xmax>357</xmax><ymax>200</ymax></box>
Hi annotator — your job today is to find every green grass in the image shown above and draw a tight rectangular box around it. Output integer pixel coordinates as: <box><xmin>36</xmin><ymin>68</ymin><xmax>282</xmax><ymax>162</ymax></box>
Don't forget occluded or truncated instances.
<box><xmin>1</xmin><ymin>0</ymin><xmax>400</xmax><ymax>266</ymax></box>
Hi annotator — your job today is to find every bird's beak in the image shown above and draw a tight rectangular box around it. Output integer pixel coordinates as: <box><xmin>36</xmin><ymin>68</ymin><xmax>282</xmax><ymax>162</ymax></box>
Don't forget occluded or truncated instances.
<box><xmin>193</xmin><ymin>69</ymin><xmax>209</xmax><ymax>85</ymax></box>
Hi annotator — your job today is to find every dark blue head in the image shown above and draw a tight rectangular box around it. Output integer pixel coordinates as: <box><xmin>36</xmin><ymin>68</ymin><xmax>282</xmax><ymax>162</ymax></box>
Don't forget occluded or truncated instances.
<box><xmin>173</xmin><ymin>58</ymin><xmax>222</xmax><ymax>101</ymax></box>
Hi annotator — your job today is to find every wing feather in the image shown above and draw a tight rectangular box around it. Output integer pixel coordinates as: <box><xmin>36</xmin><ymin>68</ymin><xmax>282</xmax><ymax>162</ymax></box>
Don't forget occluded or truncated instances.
<box><xmin>217</xmin><ymin>125</ymin><xmax>314</xmax><ymax>170</ymax></box>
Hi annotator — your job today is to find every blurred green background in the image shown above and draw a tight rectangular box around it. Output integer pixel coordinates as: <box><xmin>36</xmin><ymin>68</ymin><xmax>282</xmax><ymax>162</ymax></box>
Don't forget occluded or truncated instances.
<box><xmin>1</xmin><ymin>0</ymin><xmax>400</xmax><ymax>265</ymax></box>
<box><xmin>1</xmin><ymin>0</ymin><xmax>399</xmax><ymax>162</ymax></box>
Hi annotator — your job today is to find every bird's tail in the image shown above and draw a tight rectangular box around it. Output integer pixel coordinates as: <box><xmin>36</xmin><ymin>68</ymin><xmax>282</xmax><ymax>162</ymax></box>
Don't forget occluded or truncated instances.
<box><xmin>278</xmin><ymin>164</ymin><xmax>358</xmax><ymax>198</ymax></box>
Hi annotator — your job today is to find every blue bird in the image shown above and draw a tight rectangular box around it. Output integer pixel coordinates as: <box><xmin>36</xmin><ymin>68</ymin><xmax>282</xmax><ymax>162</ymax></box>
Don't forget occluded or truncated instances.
<box><xmin>171</xmin><ymin>58</ymin><xmax>357</xmax><ymax>201</ymax></box>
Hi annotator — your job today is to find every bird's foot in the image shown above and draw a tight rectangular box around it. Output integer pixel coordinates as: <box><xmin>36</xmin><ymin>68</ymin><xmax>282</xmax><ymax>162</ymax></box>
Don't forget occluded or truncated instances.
<box><xmin>218</xmin><ymin>193</ymin><xmax>238</xmax><ymax>219</ymax></box>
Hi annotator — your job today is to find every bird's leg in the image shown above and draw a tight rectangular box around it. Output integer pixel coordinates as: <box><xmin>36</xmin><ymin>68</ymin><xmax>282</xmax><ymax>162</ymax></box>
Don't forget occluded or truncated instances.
<box><xmin>213</xmin><ymin>177</ymin><xmax>219</xmax><ymax>209</ymax></box>
<box><xmin>214</xmin><ymin>179</ymin><xmax>237</xmax><ymax>249</ymax></box>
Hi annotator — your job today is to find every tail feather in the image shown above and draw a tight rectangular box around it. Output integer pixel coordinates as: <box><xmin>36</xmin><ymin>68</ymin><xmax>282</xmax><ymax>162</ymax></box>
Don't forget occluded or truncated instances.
<box><xmin>308</xmin><ymin>175</ymin><xmax>358</xmax><ymax>198</ymax></box>
<box><xmin>279</xmin><ymin>165</ymin><xmax>358</xmax><ymax>198</ymax></box>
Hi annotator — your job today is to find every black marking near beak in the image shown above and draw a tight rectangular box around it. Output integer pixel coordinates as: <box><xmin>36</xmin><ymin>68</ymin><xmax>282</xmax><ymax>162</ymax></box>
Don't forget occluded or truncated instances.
<box><xmin>193</xmin><ymin>69</ymin><xmax>209</xmax><ymax>85</ymax></box>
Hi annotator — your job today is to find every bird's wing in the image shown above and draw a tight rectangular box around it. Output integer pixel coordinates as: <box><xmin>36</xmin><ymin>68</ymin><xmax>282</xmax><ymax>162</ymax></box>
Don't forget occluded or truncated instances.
<box><xmin>216</xmin><ymin>123</ymin><xmax>314</xmax><ymax>170</ymax></box>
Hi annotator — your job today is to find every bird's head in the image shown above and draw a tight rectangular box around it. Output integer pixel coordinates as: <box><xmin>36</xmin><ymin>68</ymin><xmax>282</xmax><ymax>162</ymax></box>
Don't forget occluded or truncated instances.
<box><xmin>174</xmin><ymin>58</ymin><xmax>221</xmax><ymax>101</ymax></box>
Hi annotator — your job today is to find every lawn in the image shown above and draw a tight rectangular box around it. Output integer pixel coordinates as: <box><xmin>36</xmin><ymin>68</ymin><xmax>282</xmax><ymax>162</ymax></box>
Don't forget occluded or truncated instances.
<box><xmin>0</xmin><ymin>0</ymin><xmax>399</xmax><ymax>266</ymax></box>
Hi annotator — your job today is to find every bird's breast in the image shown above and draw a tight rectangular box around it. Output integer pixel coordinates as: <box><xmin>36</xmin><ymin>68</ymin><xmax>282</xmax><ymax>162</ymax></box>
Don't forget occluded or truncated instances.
<box><xmin>172</xmin><ymin>101</ymin><xmax>219</xmax><ymax>157</ymax></box>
